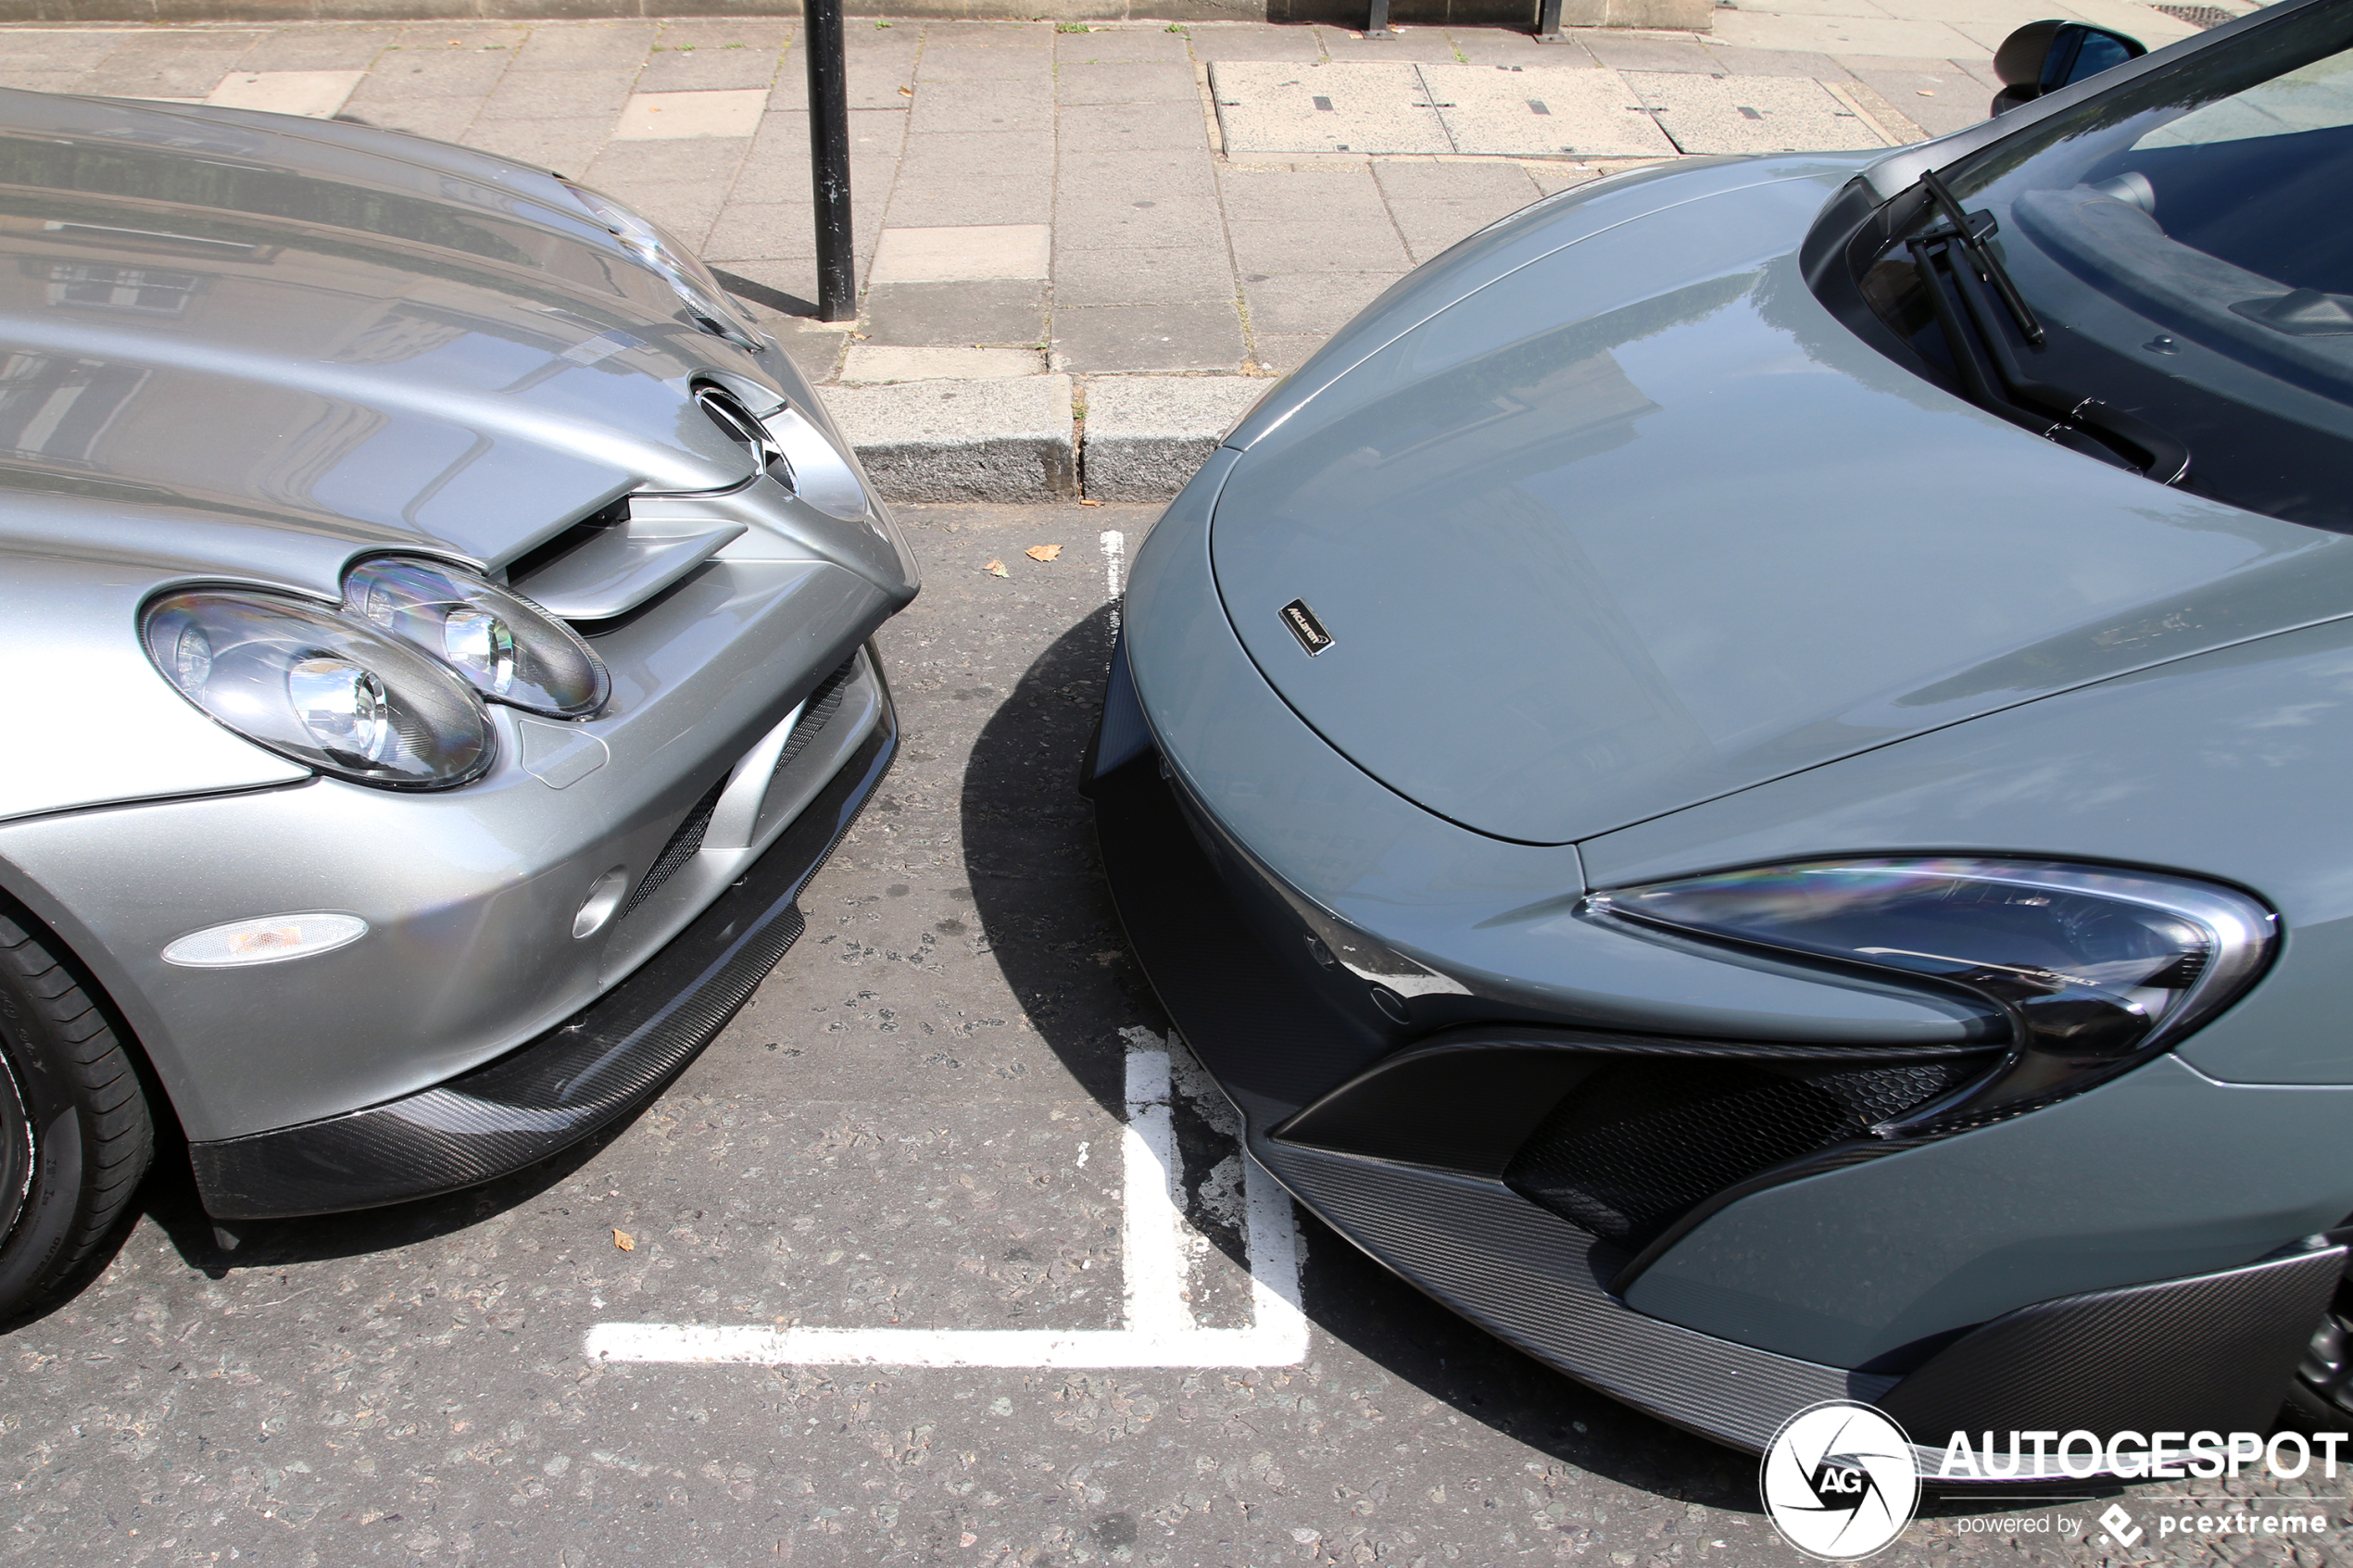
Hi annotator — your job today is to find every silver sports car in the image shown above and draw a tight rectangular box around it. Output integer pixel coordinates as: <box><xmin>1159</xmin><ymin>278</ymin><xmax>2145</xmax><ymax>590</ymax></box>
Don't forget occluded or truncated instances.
<box><xmin>0</xmin><ymin>89</ymin><xmax>915</xmax><ymax>1317</ymax></box>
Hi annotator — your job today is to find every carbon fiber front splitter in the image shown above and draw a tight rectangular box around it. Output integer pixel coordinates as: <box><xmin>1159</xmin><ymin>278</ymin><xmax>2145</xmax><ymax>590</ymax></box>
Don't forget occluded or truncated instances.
<box><xmin>189</xmin><ymin>677</ymin><xmax>898</xmax><ymax>1223</ymax></box>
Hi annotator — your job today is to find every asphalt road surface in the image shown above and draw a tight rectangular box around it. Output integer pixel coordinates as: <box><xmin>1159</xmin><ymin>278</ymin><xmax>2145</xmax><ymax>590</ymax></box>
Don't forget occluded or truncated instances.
<box><xmin>5</xmin><ymin>503</ymin><xmax>2347</xmax><ymax>1567</ymax></box>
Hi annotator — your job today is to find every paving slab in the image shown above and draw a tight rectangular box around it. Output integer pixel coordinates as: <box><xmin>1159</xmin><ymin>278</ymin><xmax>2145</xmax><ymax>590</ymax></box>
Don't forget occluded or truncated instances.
<box><xmin>912</xmin><ymin>42</ymin><xmax>1058</xmax><ymax>81</ymax></box>
<box><xmin>1054</xmin><ymin>97</ymin><xmax>1210</xmax><ymax>151</ymax></box>
<box><xmin>82</xmin><ymin>38</ymin><xmax>260</xmax><ymax>100</ymax></box>
<box><xmin>1054</xmin><ymin>58</ymin><xmax>1200</xmax><ymax>103</ymax></box>
<box><xmin>1228</xmin><ymin>214</ymin><xmax>1413</xmax><ymax>275</ymax></box>
<box><xmin>635</xmin><ymin>39</ymin><xmax>786</xmax><ymax>92</ymax></box>
<box><xmin>1319</xmin><ymin>26</ymin><xmax>1470</xmax><ymax>62</ymax></box>
<box><xmin>1446</xmin><ymin>26</ymin><xmax>1606</xmax><ymax>62</ymax></box>
<box><xmin>1385</xmin><ymin>193</ymin><xmax>1531</xmax><ymax>260</ymax></box>
<box><xmin>1579</xmin><ymin>30</ymin><xmax>1721</xmax><ymax>71</ymax></box>
<box><xmin>871</xmin><ymin>222</ymin><xmax>1053</xmax><ymax>283</ymax></box>
<box><xmin>474</xmin><ymin>65</ymin><xmax>638</xmax><ymax>122</ymax></box>
<box><xmin>614</xmin><ymin>86</ymin><xmax>769</xmax><ymax>139</ymax></box>
<box><xmin>1709</xmin><ymin>7</ymin><xmax>1987</xmax><ymax>56</ymax></box>
<box><xmin>883</xmin><ymin>174</ymin><xmax>1056</xmax><ymax>227</ymax></box>
<box><xmin>897</xmin><ymin>128</ymin><xmax>1059</xmax><ymax>181</ymax></box>
<box><xmin>1052</xmin><ymin>245</ymin><xmax>1238</xmax><ymax>307</ymax></box>
<box><xmin>824</xmin><ymin>374</ymin><xmax>1076</xmax><ymax>500</ymax></box>
<box><xmin>510</xmin><ymin>19</ymin><xmax>654</xmax><ymax>69</ymax></box>
<box><xmin>1209</xmin><ymin>59</ymin><xmax>1452</xmax><ymax>156</ymax></box>
<box><xmin>1836</xmin><ymin>57</ymin><xmax>1992</xmax><ymax>134</ymax></box>
<box><xmin>705</xmin><ymin>191</ymin><xmax>895</xmax><ymax>263</ymax></box>
<box><xmin>1049</xmin><ymin>300</ymin><xmax>1246</xmax><ymax>374</ymax></box>
<box><xmin>1053</xmin><ymin>24</ymin><xmax>1192</xmax><ymax>61</ymax></box>
<box><xmin>346</xmin><ymin>41</ymin><xmax>511</xmax><ymax>99</ymax></box>
<box><xmin>1055</xmin><ymin>145</ymin><xmax>1219</xmax><ymax>205</ymax></box>
<box><xmin>1701</xmin><ymin>41</ymin><xmax>1853</xmax><ymax>76</ymax></box>
<box><xmin>343</xmin><ymin>94</ymin><xmax>484</xmax><ymax>141</ymax></box>
<box><xmin>863</xmin><ymin>278</ymin><xmax>1049</xmax><ymax>347</ymax></box>
<box><xmin>1627</xmin><ymin>67</ymin><xmax>1897</xmax><ymax>151</ymax></box>
<box><xmin>1424</xmin><ymin>60</ymin><xmax>1680</xmax><ymax>156</ymax></box>
<box><xmin>1240</xmin><ymin>270</ymin><xmax>1405</xmax><ymax>336</ymax></box>
<box><xmin>1249</xmin><ymin>330</ymin><xmax>1332</xmax><ymax>373</ymax></box>
<box><xmin>235</xmin><ymin>25</ymin><xmax>397</xmax><ymax>69</ymax></box>
<box><xmin>205</xmin><ymin>67</ymin><xmax>364</xmax><ymax>117</ymax></box>
<box><xmin>1216</xmin><ymin>161</ymin><xmax>1390</xmax><ymax>224</ymax></box>
<box><xmin>1052</xmin><ymin>194</ymin><xmax>1227</xmax><ymax>252</ymax></box>
<box><xmin>1184</xmin><ymin>21</ymin><xmax>1330</xmax><ymax>60</ymax></box>
<box><xmin>841</xmin><ymin>345</ymin><xmax>1047</xmax><ymax>382</ymax></box>
<box><xmin>905</xmin><ymin>77</ymin><xmax>1054</xmax><ymax>135</ymax></box>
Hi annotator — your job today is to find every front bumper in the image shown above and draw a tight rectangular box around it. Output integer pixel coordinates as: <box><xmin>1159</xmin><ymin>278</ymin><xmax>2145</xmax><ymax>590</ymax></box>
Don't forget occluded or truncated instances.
<box><xmin>1091</xmin><ymin>625</ymin><xmax>2343</xmax><ymax>1473</ymax></box>
<box><xmin>1088</xmin><ymin>732</ymin><xmax>1888</xmax><ymax>1449</ymax></box>
<box><xmin>191</xmin><ymin>671</ymin><xmax>897</xmax><ymax>1220</ymax></box>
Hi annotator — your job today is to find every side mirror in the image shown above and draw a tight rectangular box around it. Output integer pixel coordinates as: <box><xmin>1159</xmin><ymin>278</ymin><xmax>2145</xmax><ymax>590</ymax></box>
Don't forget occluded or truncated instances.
<box><xmin>1989</xmin><ymin>19</ymin><xmax>2147</xmax><ymax>115</ymax></box>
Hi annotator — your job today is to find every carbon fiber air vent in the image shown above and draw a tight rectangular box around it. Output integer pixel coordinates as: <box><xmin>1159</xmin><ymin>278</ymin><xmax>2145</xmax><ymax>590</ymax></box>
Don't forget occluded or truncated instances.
<box><xmin>1505</xmin><ymin>1059</ymin><xmax>1982</xmax><ymax>1252</ymax></box>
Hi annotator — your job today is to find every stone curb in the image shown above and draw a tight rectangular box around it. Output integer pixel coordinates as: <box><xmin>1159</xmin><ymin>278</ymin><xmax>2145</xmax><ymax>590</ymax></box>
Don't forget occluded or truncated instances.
<box><xmin>828</xmin><ymin>375</ymin><xmax>1078</xmax><ymax>504</ymax></box>
<box><xmin>1079</xmin><ymin>376</ymin><xmax>1268</xmax><ymax>502</ymax></box>
<box><xmin>831</xmin><ymin>373</ymin><xmax>1272</xmax><ymax>504</ymax></box>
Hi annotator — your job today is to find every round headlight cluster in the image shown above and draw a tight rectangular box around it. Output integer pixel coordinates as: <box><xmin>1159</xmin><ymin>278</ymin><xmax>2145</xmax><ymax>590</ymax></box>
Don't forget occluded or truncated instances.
<box><xmin>345</xmin><ymin>557</ymin><xmax>608</xmax><ymax>717</ymax></box>
<box><xmin>145</xmin><ymin>592</ymin><xmax>494</xmax><ymax>788</ymax></box>
<box><xmin>564</xmin><ymin>182</ymin><xmax>763</xmax><ymax>354</ymax></box>
<box><xmin>145</xmin><ymin>557</ymin><xmax>610</xmax><ymax>790</ymax></box>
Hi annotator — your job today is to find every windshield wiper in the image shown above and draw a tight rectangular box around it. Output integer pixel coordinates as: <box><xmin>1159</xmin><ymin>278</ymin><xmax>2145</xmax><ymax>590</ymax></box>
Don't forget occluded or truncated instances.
<box><xmin>1921</xmin><ymin>169</ymin><xmax>2045</xmax><ymax>346</ymax></box>
<box><xmin>1906</xmin><ymin>177</ymin><xmax>2191</xmax><ymax>485</ymax></box>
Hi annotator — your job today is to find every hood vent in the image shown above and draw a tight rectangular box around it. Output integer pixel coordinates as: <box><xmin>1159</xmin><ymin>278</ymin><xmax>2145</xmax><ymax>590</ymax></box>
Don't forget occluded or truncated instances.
<box><xmin>697</xmin><ymin>384</ymin><xmax>792</xmax><ymax>489</ymax></box>
<box><xmin>505</xmin><ymin>497</ymin><xmax>744</xmax><ymax>624</ymax></box>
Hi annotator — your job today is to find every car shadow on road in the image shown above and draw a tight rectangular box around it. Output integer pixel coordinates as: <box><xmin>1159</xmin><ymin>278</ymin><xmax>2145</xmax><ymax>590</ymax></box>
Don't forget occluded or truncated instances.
<box><xmin>119</xmin><ymin>1103</ymin><xmax>638</xmax><ymax>1291</ymax></box>
<box><xmin>958</xmin><ymin>607</ymin><xmax>1769</xmax><ymax>1516</ymax></box>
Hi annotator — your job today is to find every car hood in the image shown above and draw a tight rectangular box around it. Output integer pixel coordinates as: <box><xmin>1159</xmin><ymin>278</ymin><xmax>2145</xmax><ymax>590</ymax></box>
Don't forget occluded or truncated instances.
<box><xmin>0</xmin><ymin>89</ymin><xmax>774</xmax><ymax>596</ymax></box>
<box><xmin>0</xmin><ymin>90</ymin><xmax>886</xmax><ymax>827</ymax></box>
<box><xmin>1211</xmin><ymin>160</ymin><xmax>2353</xmax><ymax>846</ymax></box>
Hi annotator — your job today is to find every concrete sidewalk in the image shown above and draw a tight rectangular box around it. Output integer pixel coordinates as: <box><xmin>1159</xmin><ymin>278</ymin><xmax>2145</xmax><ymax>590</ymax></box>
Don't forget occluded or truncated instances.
<box><xmin>0</xmin><ymin>4</ymin><xmax>2241</xmax><ymax>497</ymax></box>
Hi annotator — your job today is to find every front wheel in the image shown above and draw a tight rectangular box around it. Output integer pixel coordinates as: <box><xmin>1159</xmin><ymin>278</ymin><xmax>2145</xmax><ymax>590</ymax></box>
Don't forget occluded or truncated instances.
<box><xmin>0</xmin><ymin>909</ymin><xmax>153</xmax><ymax>1320</ymax></box>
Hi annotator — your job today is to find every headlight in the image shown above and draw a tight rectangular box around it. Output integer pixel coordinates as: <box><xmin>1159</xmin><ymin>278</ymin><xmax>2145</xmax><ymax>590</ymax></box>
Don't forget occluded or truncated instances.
<box><xmin>563</xmin><ymin>182</ymin><xmax>762</xmax><ymax>353</ymax></box>
<box><xmin>344</xmin><ymin>556</ymin><xmax>609</xmax><ymax>718</ymax></box>
<box><xmin>145</xmin><ymin>591</ymin><xmax>494</xmax><ymax>789</ymax></box>
<box><xmin>1586</xmin><ymin>858</ymin><xmax>2274</xmax><ymax>1132</ymax></box>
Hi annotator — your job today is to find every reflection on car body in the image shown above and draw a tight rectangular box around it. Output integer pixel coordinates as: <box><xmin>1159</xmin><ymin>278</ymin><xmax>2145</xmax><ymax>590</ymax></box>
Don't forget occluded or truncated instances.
<box><xmin>1091</xmin><ymin>0</ymin><xmax>2353</xmax><ymax>1477</ymax></box>
<box><xmin>0</xmin><ymin>86</ymin><xmax>915</xmax><ymax>1318</ymax></box>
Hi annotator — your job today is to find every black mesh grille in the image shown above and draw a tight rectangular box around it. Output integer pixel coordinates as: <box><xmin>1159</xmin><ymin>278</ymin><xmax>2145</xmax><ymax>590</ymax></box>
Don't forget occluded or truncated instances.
<box><xmin>771</xmin><ymin>654</ymin><xmax>859</xmax><ymax>788</ymax></box>
<box><xmin>623</xmin><ymin>655</ymin><xmax>860</xmax><ymax>922</ymax></box>
<box><xmin>1505</xmin><ymin>1059</ymin><xmax>1983</xmax><ymax>1251</ymax></box>
<box><xmin>624</xmin><ymin>774</ymin><xmax>729</xmax><ymax>918</ymax></box>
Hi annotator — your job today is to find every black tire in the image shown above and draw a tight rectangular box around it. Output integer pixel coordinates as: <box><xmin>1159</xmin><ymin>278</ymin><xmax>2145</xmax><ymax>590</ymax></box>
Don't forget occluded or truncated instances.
<box><xmin>0</xmin><ymin>909</ymin><xmax>153</xmax><ymax>1319</ymax></box>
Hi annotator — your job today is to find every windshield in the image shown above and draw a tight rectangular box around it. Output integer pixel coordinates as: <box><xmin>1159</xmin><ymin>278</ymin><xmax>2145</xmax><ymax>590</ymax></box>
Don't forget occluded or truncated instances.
<box><xmin>1864</xmin><ymin>3</ymin><xmax>2353</xmax><ymax>530</ymax></box>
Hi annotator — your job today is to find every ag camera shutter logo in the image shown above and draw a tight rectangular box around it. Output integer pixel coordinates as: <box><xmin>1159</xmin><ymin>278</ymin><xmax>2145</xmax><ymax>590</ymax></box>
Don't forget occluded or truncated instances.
<box><xmin>1760</xmin><ymin>1401</ymin><xmax>1921</xmax><ymax>1561</ymax></box>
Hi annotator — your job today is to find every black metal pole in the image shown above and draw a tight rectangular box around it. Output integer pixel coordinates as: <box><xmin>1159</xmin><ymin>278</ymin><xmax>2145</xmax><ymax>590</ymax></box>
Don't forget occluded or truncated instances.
<box><xmin>1534</xmin><ymin>0</ymin><xmax>1565</xmax><ymax>40</ymax></box>
<box><xmin>804</xmin><ymin>0</ymin><xmax>854</xmax><ymax>322</ymax></box>
<box><xmin>1365</xmin><ymin>0</ymin><xmax>1396</xmax><ymax>39</ymax></box>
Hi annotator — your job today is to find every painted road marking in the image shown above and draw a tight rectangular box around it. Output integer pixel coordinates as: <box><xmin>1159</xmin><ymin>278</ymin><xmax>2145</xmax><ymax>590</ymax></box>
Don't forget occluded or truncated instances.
<box><xmin>1102</xmin><ymin>527</ymin><xmax>1126</xmax><ymax>646</ymax></box>
<box><xmin>585</xmin><ymin>1038</ymin><xmax>1309</xmax><ymax>1368</ymax></box>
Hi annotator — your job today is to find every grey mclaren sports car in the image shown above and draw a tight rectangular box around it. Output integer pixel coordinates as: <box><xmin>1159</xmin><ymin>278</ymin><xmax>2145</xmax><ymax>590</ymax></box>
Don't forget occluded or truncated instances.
<box><xmin>1090</xmin><ymin>0</ymin><xmax>2353</xmax><ymax>1476</ymax></box>
<box><xmin>0</xmin><ymin>90</ymin><xmax>914</xmax><ymax>1317</ymax></box>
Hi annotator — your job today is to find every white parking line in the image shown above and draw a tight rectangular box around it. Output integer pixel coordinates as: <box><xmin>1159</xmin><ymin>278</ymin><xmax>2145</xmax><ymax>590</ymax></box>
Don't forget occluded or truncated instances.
<box><xmin>584</xmin><ymin>1039</ymin><xmax>1309</xmax><ymax>1368</ymax></box>
<box><xmin>1101</xmin><ymin>528</ymin><xmax>1126</xmax><ymax>645</ymax></box>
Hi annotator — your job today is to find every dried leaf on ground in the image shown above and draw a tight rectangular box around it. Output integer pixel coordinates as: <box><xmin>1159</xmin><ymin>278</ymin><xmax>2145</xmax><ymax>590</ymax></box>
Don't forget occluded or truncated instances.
<box><xmin>612</xmin><ymin>1229</ymin><xmax>635</xmax><ymax>1251</ymax></box>
<box><xmin>983</xmin><ymin>559</ymin><xmax>1009</xmax><ymax>578</ymax></box>
<box><xmin>1026</xmin><ymin>544</ymin><xmax>1063</xmax><ymax>562</ymax></box>
<box><xmin>1078</xmin><ymin>498</ymin><xmax>1104</xmax><ymax>507</ymax></box>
